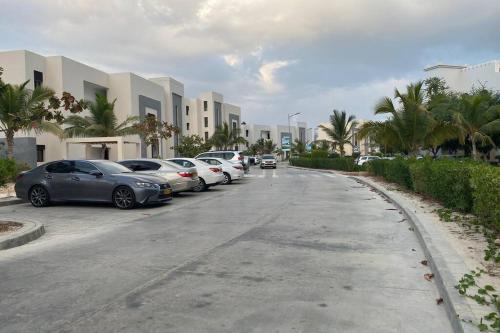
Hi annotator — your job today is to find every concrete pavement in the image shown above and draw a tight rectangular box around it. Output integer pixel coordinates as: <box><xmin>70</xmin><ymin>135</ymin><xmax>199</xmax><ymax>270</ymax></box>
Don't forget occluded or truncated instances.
<box><xmin>0</xmin><ymin>165</ymin><xmax>453</xmax><ymax>332</ymax></box>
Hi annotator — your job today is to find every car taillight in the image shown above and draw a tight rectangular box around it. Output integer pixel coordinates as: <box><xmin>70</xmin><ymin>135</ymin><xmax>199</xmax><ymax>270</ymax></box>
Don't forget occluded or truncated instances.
<box><xmin>209</xmin><ymin>167</ymin><xmax>221</xmax><ymax>173</ymax></box>
<box><xmin>178</xmin><ymin>171</ymin><xmax>193</xmax><ymax>178</ymax></box>
<box><xmin>238</xmin><ymin>156</ymin><xmax>243</xmax><ymax>160</ymax></box>
<box><xmin>233</xmin><ymin>165</ymin><xmax>243</xmax><ymax>170</ymax></box>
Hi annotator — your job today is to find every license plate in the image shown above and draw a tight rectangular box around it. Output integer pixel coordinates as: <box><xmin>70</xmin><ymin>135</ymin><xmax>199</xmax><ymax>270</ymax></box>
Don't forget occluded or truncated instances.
<box><xmin>163</xmin><ymin>188</ymin><xmax>172</xmax><ymax>195</ymax></box>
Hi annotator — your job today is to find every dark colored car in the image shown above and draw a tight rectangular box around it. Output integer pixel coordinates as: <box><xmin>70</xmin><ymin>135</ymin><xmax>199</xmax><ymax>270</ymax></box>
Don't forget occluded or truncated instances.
<box><xmin>15</xmin><ymin>160</ymin><xmax>173</xmax><ymax>209</ymax></box>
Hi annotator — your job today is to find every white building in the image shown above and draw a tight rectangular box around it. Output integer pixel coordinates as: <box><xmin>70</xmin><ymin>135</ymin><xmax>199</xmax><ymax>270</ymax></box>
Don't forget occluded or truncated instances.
<box><xmin>0</xmin><ymin>50</ymin><xmax>241</xmax><ymax>165</ymax></box>
<box><xmin>424</xmin><ymin>60</ymin><xmax>500</xmax><ymax>92</ymax></box>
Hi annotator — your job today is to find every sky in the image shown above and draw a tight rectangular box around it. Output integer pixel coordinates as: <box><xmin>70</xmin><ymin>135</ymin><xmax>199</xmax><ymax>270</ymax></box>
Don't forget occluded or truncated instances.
<box><xmin>1</xmin><ymin>0</ymin><xmax>499</xmax><ymax>127</ymax></box>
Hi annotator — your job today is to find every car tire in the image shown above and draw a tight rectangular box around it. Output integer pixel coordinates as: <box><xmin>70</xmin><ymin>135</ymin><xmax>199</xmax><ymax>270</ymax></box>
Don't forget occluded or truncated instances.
<box><xmin>222</xmin><ymin>172</ymin><xmax>231</xmax><ymax>185</ymax></box>
<box><xmin>113</xmin><ymin>186</ymin><xmax>136</xmax><ymax>209</ymax></box>
<box><xmin>273</xmin><ymin>166</ymin><xmax>277</xmax><ymax>169</ymax></box>
<box><xmin>260</xmin><ymin>166</ymin><xmax>263</xmax><ymax>169</ymax></box>
<box><xmin>29</xmin><ymin>185</ymin><xmax>50</xmax><ymax>207</ymax></box>
<box><xmin>192</xmin><ymin>178</ymin><xmax>206</xmax><ymax>192</ymax></box>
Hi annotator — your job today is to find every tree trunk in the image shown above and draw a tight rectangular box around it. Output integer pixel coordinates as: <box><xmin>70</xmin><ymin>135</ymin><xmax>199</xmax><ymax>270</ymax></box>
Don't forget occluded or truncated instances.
<box><xmin>471</xmin><ymin>140</ymin><xmax>478</xmax><ymax>160</ymax></box>
<box><xmin>6</xmin><ymin>131</ymin><xmax>14</xmax><ymax>159</ymax></box>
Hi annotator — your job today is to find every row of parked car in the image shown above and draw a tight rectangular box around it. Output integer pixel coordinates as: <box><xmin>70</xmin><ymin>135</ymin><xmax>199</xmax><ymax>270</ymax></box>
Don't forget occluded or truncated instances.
<box><xmin>14</xmin><ymin>151</ymin><xmax>249</xmax><ymax>210</ymax></box>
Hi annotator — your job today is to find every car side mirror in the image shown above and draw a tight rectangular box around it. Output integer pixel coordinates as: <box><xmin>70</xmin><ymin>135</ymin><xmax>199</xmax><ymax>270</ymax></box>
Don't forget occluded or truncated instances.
<box><xmin>89</xmin><ymin>170</ymin><xmax>103</xmax><ymax>177</ymax></box>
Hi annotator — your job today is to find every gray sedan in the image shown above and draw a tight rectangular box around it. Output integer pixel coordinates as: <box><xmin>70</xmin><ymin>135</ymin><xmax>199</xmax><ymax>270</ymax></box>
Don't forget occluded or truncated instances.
<box><xmin>15</xmin><ymin>160</ymin><xmax>173</xmax><ymax>209</ymax></box>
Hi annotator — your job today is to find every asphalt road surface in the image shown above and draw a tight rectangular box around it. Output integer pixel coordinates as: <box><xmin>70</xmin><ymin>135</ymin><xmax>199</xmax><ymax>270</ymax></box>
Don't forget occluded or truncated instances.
<box><xmin>0</xmin><ymin>165</ymin><xmax>453</xmax><ymax>333</ymax></box>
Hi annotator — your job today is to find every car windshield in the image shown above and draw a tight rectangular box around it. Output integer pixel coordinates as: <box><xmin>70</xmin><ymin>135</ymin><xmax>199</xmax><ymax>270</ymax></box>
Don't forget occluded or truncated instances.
<box><xmin>262</xmin><ymin>155</ymin><xmax>274</xmax><ymax>159</ymax></box>
<box><xmin>92</xmin><ymin>160</ymin><xmax>132</xmax><ymax>174</ymax></box>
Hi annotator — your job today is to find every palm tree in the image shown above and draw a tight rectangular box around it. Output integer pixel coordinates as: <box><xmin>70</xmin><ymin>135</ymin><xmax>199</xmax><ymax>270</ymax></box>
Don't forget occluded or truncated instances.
<box><xmin>263</xmin><ymin>139</ymin><xmax>276</xmax><ymax>154</ymax></box>
<box><xmin>319</xmin><ymin>110</ymin><xmax>356</xmax><ymax>156</ymax></box>
<box><xmin>0</xmin><ymin>81</ymin><xmax>56</xmax><ymax>158</ymax></box>
<box><xmin>357</xmin><ymin>120</ymin><xmax>401</xmax><ymax>154</ymax></box>
<box><xmin>452</xmin><ymin>92</ymin><xmax>500</xmax><ymax>160</ymax></box>
<box><xmin>292</xmin><ymin>138</ymin><xmax>306</xmax><ymax>154</ymax></box>
<box><xmin>210</xmin><ymin>122</ymin><xmax>247</xmax><ymax>150</ymax></box>
<box><xmin>63</xmin><ymin>94</ymin><xmax>138</xmax><ymax>158</ymax></box>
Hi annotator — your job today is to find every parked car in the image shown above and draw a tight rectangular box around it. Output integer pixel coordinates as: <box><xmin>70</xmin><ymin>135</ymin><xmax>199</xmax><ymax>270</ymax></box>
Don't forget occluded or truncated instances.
<box><xmin>118</xmin><ymin>159</ymin><xmax>199</xmax><ymax>193</ymax></box>
<box><xmin>195</xmin><ymin>151</ymin><xmax>249</xmax><ymax>172</ymax></box>
<box><xmin>167</xmin><ymin>158</ymin><xmax>224</xmax><ymax>192</ymax></box>
<box><xmin>15</xmin><ymin>160</ymin><xmax>172</xmax><ymax>209</ymax></box>
<box><xmin>260</xmin><ymin>154</ymin><xmax>277</xmax><ymax>169</ymax></box>
<box><xmin>196</xmin><ymin>157</ymin><xmax>244</xmax><ymax>184</ymax></box>
<box><xmin>356</xmin><ymin>155</ymin><xmax>381</xmax><ymax>166</ymax></box>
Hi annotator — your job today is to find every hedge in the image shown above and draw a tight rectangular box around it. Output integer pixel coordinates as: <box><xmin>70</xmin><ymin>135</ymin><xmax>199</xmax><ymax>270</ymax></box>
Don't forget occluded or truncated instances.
<box><xmin>289</xmin><ymin>157</ymin><xmax>363</xmax><ymax>172</ymax></box>
<box><xmin>0</xmin><ymin>158</ymin><xmax>31</xmax><ymax>187</ymax></box>
<box><xmin>368</xmin><ymin>158</ymin><xmax>500</xmax><ymax>231</ymax></box>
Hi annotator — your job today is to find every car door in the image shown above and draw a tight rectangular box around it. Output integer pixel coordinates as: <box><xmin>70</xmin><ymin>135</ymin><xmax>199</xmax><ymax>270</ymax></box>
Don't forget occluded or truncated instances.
<box><xmin>72</xmin><ymin>161</ymin><xmax>115</xmax><ymax>202</ymax></box>
<box><xmin>44</xmin><ymin>161</ymin><xmax>75</xmax><ymax>200</ymax></box>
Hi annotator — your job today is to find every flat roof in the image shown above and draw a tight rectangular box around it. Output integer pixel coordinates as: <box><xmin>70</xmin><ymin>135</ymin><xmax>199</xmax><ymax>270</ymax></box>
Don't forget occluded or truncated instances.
<box><xmin>424</xmin><ymin>64</ymin><xmax>467</xmax><ymax>71</ymax></box>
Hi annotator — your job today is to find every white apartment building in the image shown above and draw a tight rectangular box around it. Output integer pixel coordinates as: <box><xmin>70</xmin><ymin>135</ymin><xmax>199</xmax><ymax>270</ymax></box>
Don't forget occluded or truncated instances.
<box><xmin>0</xmin><ymin>50</ymin><xmax>241</xmax><ymax>166</ymax></box>
<box><xmin>241</xmin><ymin>121</ymin><xmax>308</xmax><ymax>157</ymax></box>
<box><xmin>316</xmin><ymin>119</ymin><xmax>378</xmax><ymax>156</ymax></box>
<box><xmin>424</xmin><ymin>60</ymin><xmax>500</xmax><ymax>92</ymax></box>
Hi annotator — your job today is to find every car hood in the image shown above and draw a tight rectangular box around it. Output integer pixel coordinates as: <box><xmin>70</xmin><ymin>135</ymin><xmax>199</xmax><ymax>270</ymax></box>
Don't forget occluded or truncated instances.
<box><xmin>111</xmin><ymin>173</ymin><xmax>167</xmax><ymax>184</ymax></box>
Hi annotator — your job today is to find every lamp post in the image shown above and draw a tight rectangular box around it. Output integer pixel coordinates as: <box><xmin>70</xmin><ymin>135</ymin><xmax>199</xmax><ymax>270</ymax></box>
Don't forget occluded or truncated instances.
<box><xmin>287</xmin><ymin>112</ymin><xmax>301</xmax><ymax>159</ymax></box>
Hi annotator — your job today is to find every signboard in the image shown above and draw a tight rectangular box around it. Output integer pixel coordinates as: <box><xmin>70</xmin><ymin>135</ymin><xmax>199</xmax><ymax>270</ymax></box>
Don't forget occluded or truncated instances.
<box><xmin>281</xmin><ymin>134</ymin><xmax>291</xmax><ymax>150</ymax></box>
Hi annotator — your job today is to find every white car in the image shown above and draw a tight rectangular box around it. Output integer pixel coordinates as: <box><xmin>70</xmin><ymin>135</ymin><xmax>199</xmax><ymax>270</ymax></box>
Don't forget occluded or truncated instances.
<box><xmin>167</xmin><ymin>158</ymin><xmax>224</xmax><ymax>192</ymax></box>
<box><xmin>196</xmin><ymin>157</ymin><xmax>244</xmax><ymax>184</ymax></box>
<box><xmin>356</xmin><ymin>155</ymin><xmax>381</xmax><ymax>166</ymax></box>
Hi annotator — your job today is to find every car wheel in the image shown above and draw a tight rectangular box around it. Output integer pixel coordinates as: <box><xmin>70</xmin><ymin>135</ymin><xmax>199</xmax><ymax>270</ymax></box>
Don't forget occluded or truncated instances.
<box><xmin>192</xmin><ymin>178</ymin><xmax>206</xmax><ymax>192</ymax></box>
<box><xmin>273</xmin><ymin>166</ymin><xmax>277</xmax><ymax>169</ymax></box>
<box><xmin>260</xmin><ymin>166</ymin><xmax>263</xmax><ymax>169</ymax></box>
<box><xmin>113</xmin><ymin>186</ymin><xmax>136</xmax><ymax>209</ymax></box>
<box><xmin>222</xmin><ymin>172</ymin><xmax>231</xmax><ymax>185</ymax></box>
<box><xmin>29</xmin><ymin>185</ymin><xmax>50</xmax><ymax>207</ymax></box>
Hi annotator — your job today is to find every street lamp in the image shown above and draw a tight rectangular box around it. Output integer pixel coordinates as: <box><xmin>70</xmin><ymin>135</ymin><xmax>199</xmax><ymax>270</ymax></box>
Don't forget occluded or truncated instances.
<box><xmin>287</xmin><ymin>112</ymin><xmax>301</xmax><ymax>159</ymax></box>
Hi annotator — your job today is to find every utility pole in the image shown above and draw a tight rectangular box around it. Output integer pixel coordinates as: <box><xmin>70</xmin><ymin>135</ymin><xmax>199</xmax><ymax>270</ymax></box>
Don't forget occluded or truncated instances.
<box><xmin>287</xmin><ymin>112</ymin><xmax>301</xmax><ymax>159</ymax></box>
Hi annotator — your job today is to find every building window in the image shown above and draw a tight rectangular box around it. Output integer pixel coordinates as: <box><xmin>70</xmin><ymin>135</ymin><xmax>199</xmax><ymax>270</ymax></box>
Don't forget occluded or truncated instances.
<box><xmin>36</xmin><ymin>145</ymin><xmax>45</xmax><ymax>162</ymax></box>
<box><xmin>186</xmin><ymin>122</ymin><xmax>190</xmax><ymax>131</ymax></box>
<box><xmin>34</xmin><ymin>71</ymin><xmax>43</xmax><ymax>88</ymax></box>
<box><xmin>204</xmin><ymin>132</ymin><xmax>209</xmax><ymax>140</ymax></box>
<box><xmin>267</xmin><ymin>132</ymin><xmax>270</xmax><ymax>139</ymax></box>
<box><xmin>203</xmin><ymin>101</ymin><xmax>208</xmax><ymax>111</ymax></box>
<box><xmin>204</xmin><ymin>117</ymin><xmax>208</xmax><ymax>128</ymax></box>
<box><xmin>186</xmin><ymin>106</ymin><xmax>189</xmax><ymax>116</ymax></box>
<box><xmin>245</xmin><ymin>130</ymin><xmax>249</xmax><ymax>137</ymax></box>
<box><xmin>232</xmin><ymin>121</ymin><xmax>237</xmax><ymax>129</ymax></box>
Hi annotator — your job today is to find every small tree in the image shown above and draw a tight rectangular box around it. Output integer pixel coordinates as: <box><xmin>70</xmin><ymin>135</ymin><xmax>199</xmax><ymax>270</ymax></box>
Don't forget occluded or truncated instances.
<box><xmin>134</xmin><ymin>114</ymin><xmax>179</xmax><ymax>156</ymax></box>
<box><xmin>0</xmin><ymin>74</ymin><xmax>86</xmax><ymax>158</ymax></box>
<box><xmin>292</xmin><ymin>138</ymin><xmax>306</xmax><ymax>154</ymax></box>
<box><xmin>173</xmin><ymin>134</ymin><xmax>212</xmax><ymax>157</ymax></box>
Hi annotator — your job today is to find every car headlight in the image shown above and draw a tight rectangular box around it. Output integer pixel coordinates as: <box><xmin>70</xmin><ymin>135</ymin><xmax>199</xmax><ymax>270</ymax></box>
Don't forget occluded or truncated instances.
<box><xmin>135</xmin><ymin>182</ymin><xmax>154</xmax><ymax>188</ymax></box>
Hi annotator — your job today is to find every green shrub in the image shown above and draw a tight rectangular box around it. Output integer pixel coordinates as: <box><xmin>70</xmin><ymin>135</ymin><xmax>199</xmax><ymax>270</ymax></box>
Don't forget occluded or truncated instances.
<box><xmin>369</xmin><ymin>158</ymin><xmax>413</xmax><ymax>189</ymax></box>
<box><xmin>0</xmin><ymin>158</ymin><xmax>18</xmax><ymax>187</ymax></box>
<box><xmin>311</xmin><ymin>150</ymin><xmax>328</xmax><ymax>159</ymax></box>
<box><xmin>367</xmin><ymin>159</ymin><xmax>387</xmax><ymax>177</ymax></box>
<box><xmin>289</xmin><ymin>157</ymin><xmax>362</xmax><ymax>171</ymax></box>
<box><xmin>470</xmin><ymin>166</ymin><xmax>500</xmax><ymax>231</ymax></box>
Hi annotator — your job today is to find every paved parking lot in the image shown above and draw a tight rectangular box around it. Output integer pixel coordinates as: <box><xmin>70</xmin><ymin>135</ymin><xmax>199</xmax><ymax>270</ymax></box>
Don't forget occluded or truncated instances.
<box><xmin>0</xmin><ymin>165</ymin><xmax>452</xmax><ymax>333</ymax></box>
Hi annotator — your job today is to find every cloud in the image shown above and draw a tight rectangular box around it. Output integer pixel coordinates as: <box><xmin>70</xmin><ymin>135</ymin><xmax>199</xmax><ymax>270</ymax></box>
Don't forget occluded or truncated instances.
<box><xmin>223</xmin><ymin>54</ymin><xmax>242</xmax><ymax>67</ymax></box>
<box><xmin>258</xmin><ymin>60</ymin><xmax>294</xmax><ymax>93</ymax></box>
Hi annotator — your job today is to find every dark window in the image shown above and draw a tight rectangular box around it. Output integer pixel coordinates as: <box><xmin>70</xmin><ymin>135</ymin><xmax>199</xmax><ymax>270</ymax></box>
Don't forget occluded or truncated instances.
<box><xmin>232</xmin><ymin>122</ymin><xmax>237</xmax><ymax>129</ymax></box>
<box><xmin>223</xmin><ymin>153</ymin><xmax>235</xmax><ymax>160</ymax></box>
<box><xmin>245</xmin><ymin>130</ymin><xmax>249</xmax><ymax>137</ymax></box>
<box><xmin>73</xmin><ymin>161</ymin><xmax>99</xmax><ymax>174</ymax></box>
<box><xmin>204</xmin><ymin>132</ymin><xmax>209</xmax><ymax>140</ymax></box>
<box><xmin>36</xmin><ymin>145</ymin><xmax>45</xmax><ymax>162</ymax></box>
<box><xmin>197</xmin><ymin>153</ymin><xmax>209</xmax><ymax>158</ymax></box>
<box><xmin>137</xmin><ymin>161</ymin><xmax>161</xmax><ymax>171</ymax></box>
<box><xmin>267</xmin><ymin>133</ymin><xmax>270</xmax><ymax>139</ymax></box>
<box><xmin>46</xmin><ymin>161</ymin><xmax>72</xmax><ymax>173</ymax></box>
<box><xmin>34</xmin><ymin>70</ymin><xmax>43</xmax><ymax>88</ymax></box>
<box><xmin>203</xmin><ymin>101</ymin><xmax>208</xmax><ymax>111</ymax></box>
<box><xmin>186</xmin><ymin>106</ymin><xmax>189</xmax><ymax>116</ymax></box>
<box><xmin>186</xmin><ymin>122</ymin><xmax>190</xmax><ymax>130</ymax></box>
<box><xmin>204</xmin><ymin>117</ymin><xmax>208</xmax><ymax>128</ymax></box>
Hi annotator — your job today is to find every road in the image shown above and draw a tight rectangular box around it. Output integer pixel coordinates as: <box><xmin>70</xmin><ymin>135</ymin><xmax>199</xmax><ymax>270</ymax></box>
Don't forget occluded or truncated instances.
<box><xmin>0</xmin><ymin>165</ymin><xmax>452</xmax><ymax>333</ymax></box>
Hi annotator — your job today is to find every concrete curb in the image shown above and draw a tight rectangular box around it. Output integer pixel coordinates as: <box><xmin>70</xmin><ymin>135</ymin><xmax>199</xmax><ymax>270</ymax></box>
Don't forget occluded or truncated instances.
<box><xmin>0</xmin><ymin>219</ymin><xmax>45</xmax><ymax>250</ymax></box>
<box><xmin>350</xmin><ymin>176</ymin><xmax>477</xmax><ymax>333</ymax></box>
<box><xmin>0</xmin><ymin>197</ymin><xmax>24</xmax><ymax>207</ymax></box>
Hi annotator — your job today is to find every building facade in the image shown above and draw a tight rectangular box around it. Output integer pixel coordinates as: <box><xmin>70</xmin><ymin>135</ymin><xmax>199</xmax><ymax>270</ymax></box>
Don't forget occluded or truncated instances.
<box><xmin>0</xmin><ymin>50</ymin><xmax>241</xmax><ymax>165</ymax></box>
<box><xmin>424</xmin><ymin>61</ymin><xmax>500</xmax><ymax>92</ymax></box>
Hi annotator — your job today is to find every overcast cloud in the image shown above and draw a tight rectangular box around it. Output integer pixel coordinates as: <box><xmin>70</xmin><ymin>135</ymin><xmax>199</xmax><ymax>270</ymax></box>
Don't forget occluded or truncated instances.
<box><xmin>0</xmin><ymin>0</ymin><xmax>499</xmax><ymax>127</ymax></box>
